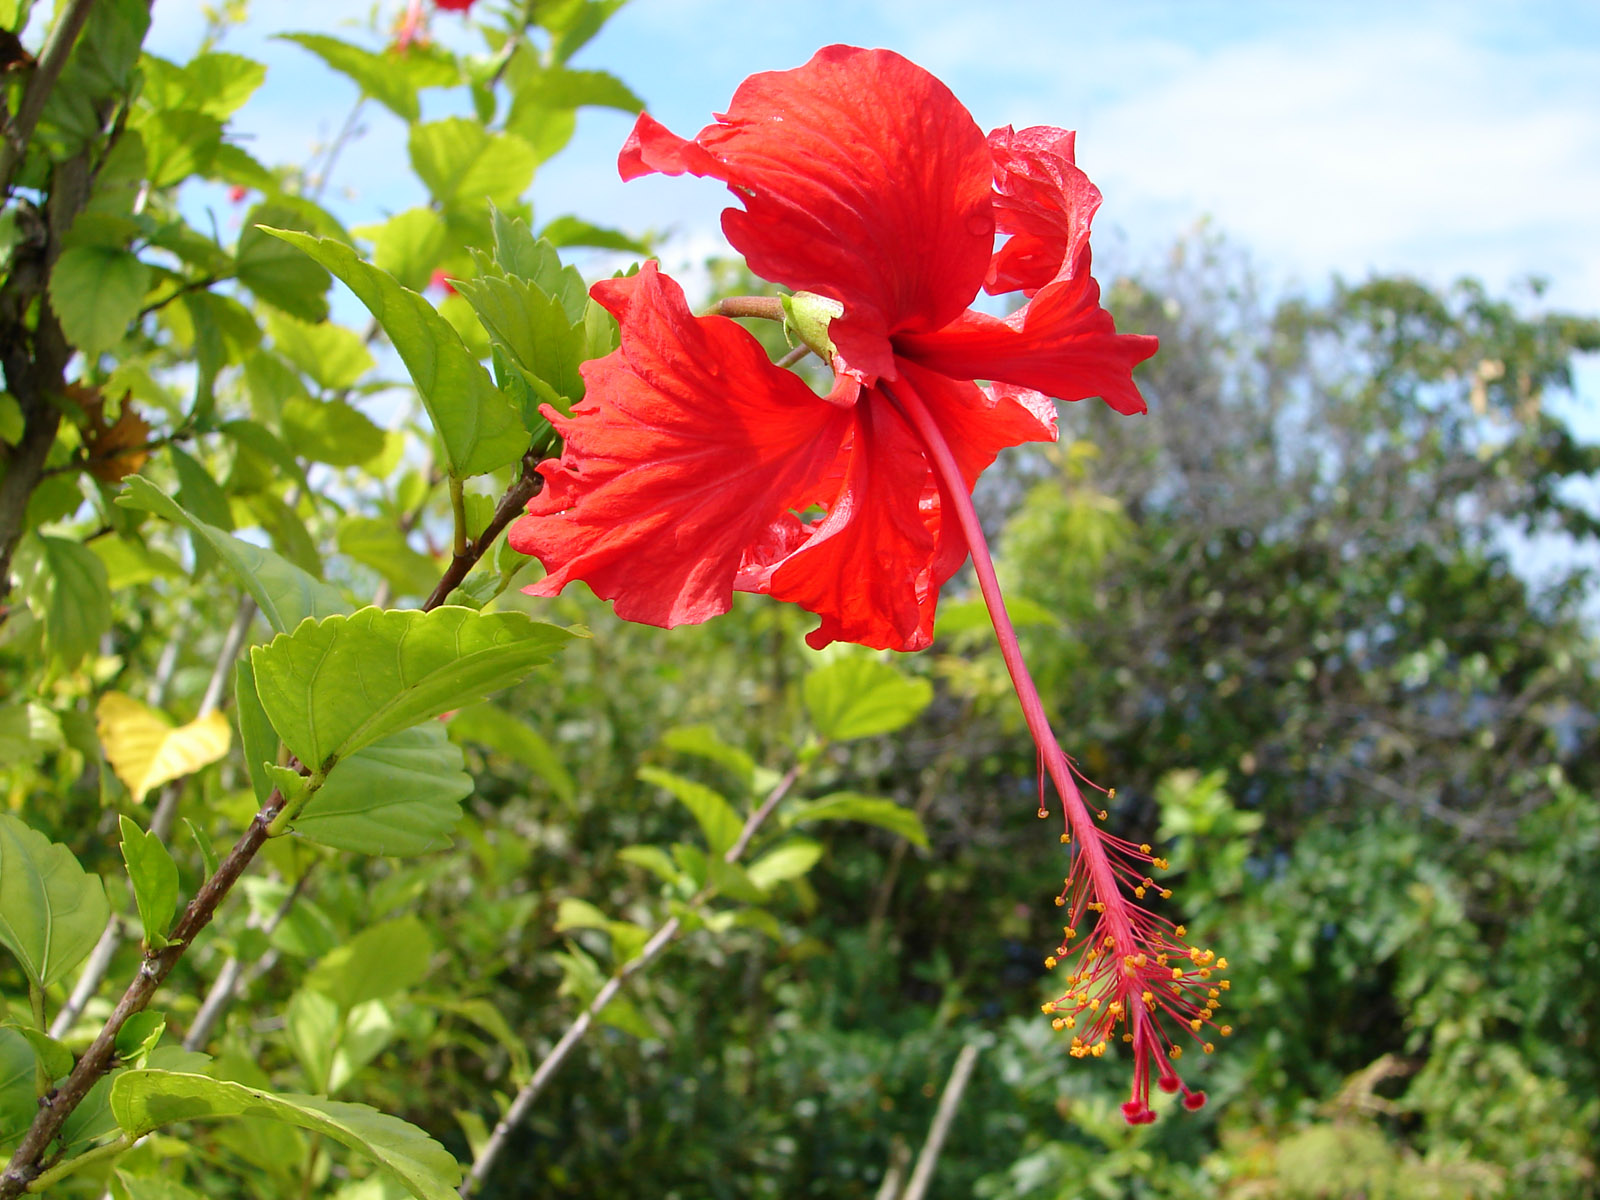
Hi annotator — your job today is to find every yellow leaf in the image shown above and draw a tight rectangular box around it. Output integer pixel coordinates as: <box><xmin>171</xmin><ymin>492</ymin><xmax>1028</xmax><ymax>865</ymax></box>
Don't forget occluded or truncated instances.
<box><xmin>96</xmin><ymin>692</ymin><xmax>232</xmax><ymax>802</ymax></box>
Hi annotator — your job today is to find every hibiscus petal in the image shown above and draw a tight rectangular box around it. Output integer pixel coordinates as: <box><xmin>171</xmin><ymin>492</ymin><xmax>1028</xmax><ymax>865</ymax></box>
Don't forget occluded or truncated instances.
<box><xmin>509</xmin><ymin>262</ymin><xmax>852</xmax><ymax>628</ymax></box>
<box><xmin>762</xmin><ymin>392</ymin><xmax>941</xmax><ymax>652</ymax></box>
<box><xmin>897</xmin><ymin>244</ymin><xmax>1159</xmax><ymax>416</ymax></box>
<box><xmin>984</xmin><ymin>125</ymin><xmax>1103</xmax><ymax>297</ymax></box>
<box><xmin>615</xmin><ymin>45</ymin><xmax>995</xmax><ymax>380</ymax></box>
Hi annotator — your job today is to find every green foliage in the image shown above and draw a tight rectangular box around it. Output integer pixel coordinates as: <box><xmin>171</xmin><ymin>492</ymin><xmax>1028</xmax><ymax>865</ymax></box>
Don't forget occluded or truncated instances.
<box><xmin>0</xmin><ymin>815</ymin><xmax>109</xmax><ymax>990</ymax></box>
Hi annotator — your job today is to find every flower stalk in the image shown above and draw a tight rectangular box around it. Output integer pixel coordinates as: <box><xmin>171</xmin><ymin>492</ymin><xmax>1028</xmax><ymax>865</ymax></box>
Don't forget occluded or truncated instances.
<box><xmin>887</xmin><ymin>380</ymin><xmax>1224</xmax><ymax>1121</ymax></box>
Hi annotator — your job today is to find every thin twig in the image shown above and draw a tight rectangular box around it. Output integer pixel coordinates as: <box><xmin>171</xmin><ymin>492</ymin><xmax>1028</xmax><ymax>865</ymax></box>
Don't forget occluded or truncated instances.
<box><xmin>423</xmin><ymin>452</ymin><xmax>542</xmax><ymax>609</ymax></box>
<box><xmin>900</xmin><ymin>1043</ymin><xmax>981</xmax><ymax>1200</ymax></box>
<box><xmin>460</xmin><ymin>765</ymin><xmax>803</xmax><ymax>1196</ymax></box>
<box><xmin>0</xmin><ymin>0</ymin><xmax>98</xmax><ymax>196</ymax></box>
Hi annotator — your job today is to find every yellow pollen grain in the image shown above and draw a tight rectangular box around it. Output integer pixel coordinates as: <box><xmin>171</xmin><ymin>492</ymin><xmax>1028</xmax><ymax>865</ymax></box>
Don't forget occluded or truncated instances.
<box><xmin>1220</xmin><ymin>1025</ymin><xmax>1233</xmax><ymax>1037</ymax></box>
<box><xmin>1044</xmin><ymin>956</ymin><xmax>1058</xmax><ymax>969</ymax></box>
<box><xmin>1171</xmin><ymin>967</ymin><xmax>1184</xmax><ymax>980</ymax></box>
<box><xmin>1216</xmin><ymin>957</ymin><xmax>1228</xmax><ymax>970</ymax></box>
<box><xmin>1199</xmin><ymin>969</ymin><xmax>1212</xmax><ymax>979</ymax></box>
<box><xmin>1054</xmin><ymin>897</ymin><xmax>1065</xmax><ymax>907</ymax></box>
<box><xmin>1153</xmin><ymin>857</ymin><xmax>1170</xmax><ymax>871</ymax></box>
<box><xmin>1059</xmin><ymin>833</ymin><xmax>1070</xmax><ymax>843</ymax></box>
<box><xmin>1169</xmin><ymin>1045</ymin><xmax>1183</xmax><ymax>1060</ymax></box>
<box><xmin>1063</xmin><ymin>927</ymin><xmax>1076</xmax><ymax>939</ymax></box>
<box><xmin>1123</xmin><ymin>1032</ymin><xmax>1134</xmax><ymax>1043</ymax></box>
<box><xmin>1139</xmin><ymin>844</ymin><xmax>1152</xmax><ymax>854</ymax></box>
<box><xmin>1041</xmin><ymin>1003</ymin><xmax>1056</xmax><ymax>1014</ymax></box>
<box><xmin>1159</xmin><ymin>889</ymin><xmax>1173</xmax><ymax>899</ymax></box>
<box><xmin>1190</xmin><ymin>1018</ymin><xmax>1203</xmax><ymax>1032</ymax></box>
<box><xmin>1134</xmin><ymin>887</ymin><xmax>1146</xmax><ymax>899</ymax></box>
<box><xmin>1108</xmin><ymin>788</ymin><xmax>1117</xmax><ymax>800</ymax></box>
<box><xmin>1174</xmin><ymin>925</ymin><xmax>1187</xmax><ymax>937</ymax></box>
<box><xmin>1051</xmin><ymin>1017</ymin><xmax>1065</xmax><ymax>1030</ymax></box>
<box><xmin>1203</xmin><ymin>1042</ymin><xmax>1215</xmax><ymax>1054</ymax></box>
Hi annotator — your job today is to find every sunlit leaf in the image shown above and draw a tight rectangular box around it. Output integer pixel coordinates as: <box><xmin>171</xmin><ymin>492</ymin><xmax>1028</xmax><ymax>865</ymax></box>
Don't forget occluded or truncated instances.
<box><xmin>636</xmin><ymin>767</ymin><xmax>740</xmax><ymax>858</ymax></box>
<box><xmin>802</xmin><ymin>657</ymin><xmax>933</xmax><ymax>741</ymax></box>
<box><xmin>118</xmin><ymin>816</ymin><xmax>180</xmax><ymax>946</ymax></box>
<box><xmin>0</xmin><ymin>814</ymin><xmax>110</xmax><ymax>989</ymax></box>
<box><xmin>782</xmin><ymin>792</ymin><xmax>928</xmax><ymax>849</ymax></box>
<box><xmin>261</xmin><ymin>229</ymin><xmax>525</xmax><ymax>477</ymax></box>
<box><xmin>111</xmin><ymin>1071</ymin><xmax>462</xmax><ymax>1200</ymax></box>
<box><xmin>96</xmin><ymin>691</ymin><xmax>232</xmax><ymax>803</ymax></box>
<box><xmin>250</xmin><ymin>606</ymin><xmax>572</xmax><ymax>769</ymax></box>
<box><xmin>304</xmin><ymin>916</ymin><xmax>433</xmax><ymax>1011</ymax></box>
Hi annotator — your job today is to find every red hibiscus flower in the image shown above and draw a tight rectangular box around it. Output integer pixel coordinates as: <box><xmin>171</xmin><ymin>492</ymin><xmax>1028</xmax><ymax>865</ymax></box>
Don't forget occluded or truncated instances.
<box><xmin>508</xmin><ymin>45</ymin><xmax>1228</xmax><ymax>1121</ymax></box>
<box><xmin>433</xmin><ymin>0</ymin><xmax>475</xmax><ymax>10</ymax></box>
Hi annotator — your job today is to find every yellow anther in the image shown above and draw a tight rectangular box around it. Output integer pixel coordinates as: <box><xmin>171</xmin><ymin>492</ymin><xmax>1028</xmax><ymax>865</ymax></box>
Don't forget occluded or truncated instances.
<box><xmin>1041</xmin><ymin>1002</ymin><xmax>1056</xmax><ymax>1014</ymax></box>
<box><xmin>1174</xmin><ymin>925</ymin><xmax>1187</xmax><ymax>938</ymax></box>
<box><xmin>1156</xmin><ymin>954</ymin><xmax>1169</xmax><ymax>966</ymax></box>
<box><xmin>1203</xmin><ymin>1042</ymin><xmax>1215</xmax><ymax>1054</ymax></box>
<box><xmin>1159</xmin><ymin>889</ymin><xmax>1172</xmax><ymax>899</ymax></box>
<box><xmin>1207</xmin><ymin>988</ymin><xmax>1219</xmax><ymax>1000</ymax></box>
<box><xmin>1103</xmin><ymin>935</ymin><xmax>1116</xmax><ymax>948</ymax></box>
<box><xmin>1134</xmin><ymin>887</ymin><xmax>1146</xmax><ymax>899</ymax></box>
<box><xmin>1219</xmin><ymin>1025</ymin><xmax>1233</xmax><ymax>1037</ymax></box>
<box><xmin>1190</xmin><ymin>1018</ymin><xmax>1203</xmax><ymax>1032</ymax></box>
<box><xmin>1139</xmin><ymin>844</ymin><xmax>1152</xmax><ymax>854</ymax></box>
<box><xmin>1171</xmin><ymin>967</ymin><xmax>1184</xmax><ymax>980</ymax></box>
<box><xmin>1063</xmin><ymin>1015</ymin><xmax>1075</xmax><ymax>1028</ymax></box>
<box><xmin>1152</xmin><ymin>857</ymin><xmax>1169</xmax><ymax>871</ymax></box>
<box><xmin>1216</xmin><ymin>957</ymin><xmax>1228</xmax><ymax>970</ymax></box>
<box><xmin>1107</xmin><ymin>1001</ymin><xmax>1124</xmax><ymax>1017</ymax></box>
<box><xmin>1135</xmin><ymin>954</ymin><xmax>1148</xmax><ymax>967</ymax></box>
<box><xmin>1051</xmin><ymin>1017</ymin><xmax>1065</xmax><ymax>1031</ymax></box>
<box><xmin>1038</xmin><ymin>807</ymin><xmax>1049</xmax><ymax>819</ymax></box>
<box><xmin>1108</xmin><ymin>788</ymin><xmax>1117</xmax><ymax>800</ymax></box>
<box><xmin>1090</xmin><ymin>1041</ymin><xmax>1106</xmax><ymax>1057</ymax></box>
<box><xmin>1089</xmin><ymin>902</ymin><xmax>1106</xmax><ymax>914</ymax></box>
<box><xmin>1169</xmin><ymin>1045</ymin><xmax>1183</xmax><ymax>1060</ymax></box>
<box><xmin>1122</xmin><ymin>1032</ymin><xmax>1134</xmax><ymax>1043</ymax></box>
<box><xmin>1219</xmin><ymin>980</ymin><xmax>1231</xmax><ymax>991</ymax></box>
<box><xmin>1141</xmin><ymin>990</ymin><xmax>1154</xmax><ymax>1004</ymax></box>
<box><xmin>1044</xmin><ymin>956</ymin><xmax>1058</xmax><ymax>969</ymax></box>
<box><xmin>1097</xmin><ymin>809</ymin><xmax>1108</xmax><ymax>820</ymax></box>
<box><xmin>1059</xmin><ymin>833</ymin><xmax>1070</xmax><ymax>844</ymax></box>
<box><xmin>1199</xmin><ymin>968</ymin><xmax>1212</xmax><ymax>979</ymax></box>
<box><xmin>1088</xmin><ymin>998</ymin><xmax>1100</xmax><ymax>1011</ymax></box>
<box><xmin>1054</xmin><ymin>897</ymin><xmax>1065</xmax><ymax>907</ymax></box>
<box><xmin>1063</xmin><ymin>927</ymin><xmax>1076</xmax><ymax>939</ymax></box>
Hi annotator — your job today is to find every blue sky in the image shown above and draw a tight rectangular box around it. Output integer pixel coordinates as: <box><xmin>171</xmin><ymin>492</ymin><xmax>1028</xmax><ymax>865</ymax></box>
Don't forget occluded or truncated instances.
<box><xmin>146</xmin><ymin>1</ymin><xmax>1600</xmax><ymax>318</ymax></box>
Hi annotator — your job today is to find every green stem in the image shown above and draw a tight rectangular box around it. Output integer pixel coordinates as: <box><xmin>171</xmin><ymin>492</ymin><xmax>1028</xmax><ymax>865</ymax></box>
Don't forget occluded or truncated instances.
<box><xmin>26</xmin><ymin>987</ymin><xmax>45</xmax><ymax>1097</ymax></box>
<box><xmin>24</xmin><ymin>1136</ymin><xmax>130</xmax><ymax>1193</ymax></box>
<box><xmin>449</xmin><ymin>476</ymin><xmax>470</xmax><ymax>558</ymax></box>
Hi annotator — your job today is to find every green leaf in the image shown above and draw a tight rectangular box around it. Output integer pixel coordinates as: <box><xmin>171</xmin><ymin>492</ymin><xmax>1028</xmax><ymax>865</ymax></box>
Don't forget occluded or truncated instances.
<box><xmin>281</xmin><ymin>397</ymin><xmax>386</xmax><ymax>467</ymax></box>
<box><xmin>355</xmin><ymin>207</ymin><xmax>450</xmax><ymax>293</ymax></box>
<box><xmin>304</xmin><ymin>917</ymin><xmax>433</xmax><ymax>1011</ymax></box>
<box><xmin>446</xmin><ymin>702</ymin><xmax>574</xmax><ymax>805</ymax></box>
<box><xmin>138</xmin><ymin>108</ymin><xmax>223</xmax><ymax>187</ymax></box>
<box><xmin>292</xmin><ymin>724</ymin><xmax>472</xmax><ymax>857</ymax></box>
<box><xmin>337</xmin><ymin>517</ymin><xmax>440</xmax><ymax>600</ymax></box>
<box><xmin>118</xmin><ymin>816</ymin><xmax>180</xmax><ymax>946</ymax></box>
<box><xmin>4</xmin><ymin>1023</ymin><xmax>72</xmax><ymax>1079</ymax></box>
<box><xmin>284</xmin><ymin>989</ymin><xmax>337</xmax><ymax>1092</ymax></box>
<box><xmin>234</xmin><ymin>658</ymin><xmax>279</xmax><ymax>808</ymax></box>
<box><xmin>261</xmin><ymin>229</ymin><xmax>525</xmax><ymax>477</ymax></box>
<box><xmin>111</xmin><ymin>1071</ymin><xmax>462</xmax><ymax>1200</ymax></box>
<box><xmin>266</xmin><ymin>311</ymin><xmax>375</xmax><ymax>390</ymax></box>
<box><xmin>706</xmin><ymin>859</ymin><xmax>766</xmax><ymax>904</ymax></box>
<box><xmin>409</xmin><ymin>118</ymin><xmax>538</xmax><ymax>212</ymax></box>
<box><xmin>118</xmin><ymin>475</ymin><xmax>350</xmax><ymax>634</ymax></box>
<box><xmin>636</xmin><ymin>767</ymin><xmax>740</xmax><ymax>858</ymax></box>
<box><xmin>277</xmin><ymin>33</ymin><xmax>423</xmax><ymax>122</ymax></box>
<box><xmin>113</xmin><ymin>1011</ymin><xmax>166</xmax><ymax>1068</ymax></box>
<box><xmin>659</xmin><ymin>726</ymin><xmax>756</xmax><ymax>789</ymax></box>
<box><xmin>782</xmin><ymin>792</ymin><xmax>929</xmax><ymax>849</ymax></box>
<box><xmin>539</xmin><ymin>215</ymin><xmax>649</xmax><ymax>255</ymax></box>
<box><xmin>237</xmin><ymin>206</ymin><xmax>331</xmax><ymax>322</ymax></box>
<box><xmin>616</xmin><ymin>846</ymin><xmax>680</xmax><ymax>885</ymax></box>
<box><xmin>746</xmin><ymin>839</ymin><xmax>825</xmax><ymax>890</ymax></box>
<box><xmin>168</xmin><ymin>444</ymin><xmax>234</xmax><ymax>532</ymax></box>
<box><xmin>38</xmin><ymin>0</ymin><xmax>148</xmax><ymax>156</ymax></box>
<box><xmin>143</xmin><ymin>51</ymin><xmax>267</xmax><ymax>120</ymax></box>
<box><xmin>249</xmin><ymin>606</ymin><xmax>572</xmax><ymax>770</ymax></box>
<box><xmin>803</xmin><ymin>657</ymin><xmax>933</xmax><ymax>741</ymax></box>
<box><xmin>49</xmin><ymin>244</ymin><xmax>149</xmax><ymax>357</ymax></box>
<box><xmin>0</xmin><ymin>814</ymin><xmax>111</xmax><ymax>988</ymax></box>
<box><xmin>185</xmin><ymin>819</ymin><xmax>219</xmax><ymax>879</ymax></box>
<box><xmin>0</xmin><ymin>1029</ymin><xmax>38</xmax><ymax>1142</ymax></box>
<box><xmin>509</xmin><ymin>65</ymin><xmax>642</xmax><ymax>112</ymax></box>
<box><xmin>450</xmin><ymin>271</ymin><xmax>587</xmax><ymax>413</ymax></box>
<box><xmin>425</xmin><ymin>997</ymin><xmax>530</xmax><ymax>1085</ymax></box>
<box><xmin>17</xmin><ymin>534</ymin><xmax>112</xmax><ymax>668</ymax></box>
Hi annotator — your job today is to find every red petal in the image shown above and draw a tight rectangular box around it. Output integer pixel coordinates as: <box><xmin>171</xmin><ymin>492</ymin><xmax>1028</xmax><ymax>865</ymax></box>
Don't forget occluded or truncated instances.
<box><xmin>617</xmin><ymin>46</ymin><xmax>995</xmax><ymax>381</ymax></box>
<box><xmin>984</xmin><ymin>125</ymin><xmax>1103</xmax><ymax>297</ymax></box>
<box><xmin>897</xmin><ymin>244</ymin><xmax>1158</xmax><ymax>416</ymax></box>
<box><xmin>509</xmin><ymin>262</ymin><xmax>851</xmax><ymax>628</ymax></box>
<box><xmin>761</xmin><ymin>393</ymin><xmax>940</xmax><ymax>651</ymax></box>
<box><xmin>761</xmin><ymin>364</ymin><xmax>1057</xmax><ymax>652</ymax></box>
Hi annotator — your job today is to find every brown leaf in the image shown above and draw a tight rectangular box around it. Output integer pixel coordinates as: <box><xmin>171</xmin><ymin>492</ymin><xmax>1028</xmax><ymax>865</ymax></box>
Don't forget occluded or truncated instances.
<box><xmin>76</xmin><ymin>385</ymin><xmax>152</xmax><ymax>483</ymax></box>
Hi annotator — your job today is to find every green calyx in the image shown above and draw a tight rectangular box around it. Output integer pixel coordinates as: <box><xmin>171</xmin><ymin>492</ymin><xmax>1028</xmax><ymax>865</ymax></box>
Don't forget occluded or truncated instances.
<box><xmin>782</xmin><ymin>291</ymin><xmax>844</xmax><ymax>362</ymax></box>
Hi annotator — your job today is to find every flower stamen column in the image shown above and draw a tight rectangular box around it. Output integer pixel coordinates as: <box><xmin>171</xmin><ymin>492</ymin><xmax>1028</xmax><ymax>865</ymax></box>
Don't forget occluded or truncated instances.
<box><xmin>885</xmin><ymin>379</ymin><xmax>1226</xmax><ymax>1122</ymax></box>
